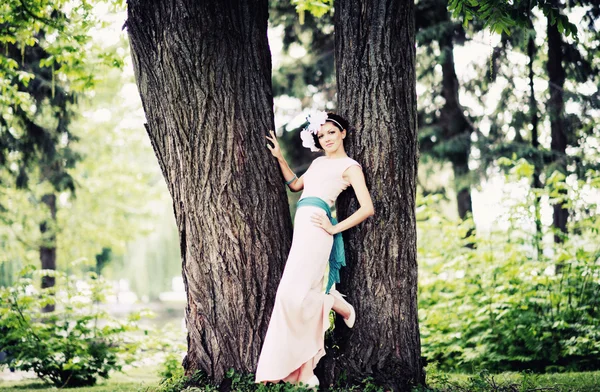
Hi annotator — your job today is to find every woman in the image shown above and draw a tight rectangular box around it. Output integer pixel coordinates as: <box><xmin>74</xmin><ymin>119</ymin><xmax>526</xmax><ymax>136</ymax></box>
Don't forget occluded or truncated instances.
<box><xmin>255</xmin><ymin>111</ymin><xmax>375</xmax><ymax>389</ymax></box>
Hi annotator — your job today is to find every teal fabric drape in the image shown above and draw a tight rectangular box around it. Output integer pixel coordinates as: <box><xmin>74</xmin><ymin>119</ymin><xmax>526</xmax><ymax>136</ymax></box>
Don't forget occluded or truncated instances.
<box><xmin>296</xmin><ymin>197</ymin><xmax>345</xmax><ymax>294</ymax></box>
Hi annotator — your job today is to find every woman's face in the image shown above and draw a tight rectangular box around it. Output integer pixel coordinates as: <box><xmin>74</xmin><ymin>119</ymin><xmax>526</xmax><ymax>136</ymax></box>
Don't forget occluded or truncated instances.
<box><xmin>317</xmin><ymin>122</ymin><xmax>346</xmax><ymax>153</ymax></box>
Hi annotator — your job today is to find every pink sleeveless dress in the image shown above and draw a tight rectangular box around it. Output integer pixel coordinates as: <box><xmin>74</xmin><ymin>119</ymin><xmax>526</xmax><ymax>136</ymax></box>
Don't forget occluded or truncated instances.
<box><xmin>255</xmin><ymin>156</ymin><xmax>362</xmax><ymax>384</ymax></box>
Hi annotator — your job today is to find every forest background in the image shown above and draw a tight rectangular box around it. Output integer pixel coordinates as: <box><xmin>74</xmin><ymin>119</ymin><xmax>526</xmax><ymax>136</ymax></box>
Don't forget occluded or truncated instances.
<box><xmin>0</xmin><ymin>0</ymin><xmax>599</xmax><ymax>391</ymax></box>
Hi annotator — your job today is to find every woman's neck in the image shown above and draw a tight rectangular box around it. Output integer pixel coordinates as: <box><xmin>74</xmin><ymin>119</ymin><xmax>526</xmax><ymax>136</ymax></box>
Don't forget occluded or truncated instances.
<box><xmin>325</xmin><ymin>153</ymin><xmax>348</xmax><ymax>159</ymax></box>
<box><xmin>325</xmin><ymin>148</ymin><xmax>348</xmax><ymax>159</ymax></box>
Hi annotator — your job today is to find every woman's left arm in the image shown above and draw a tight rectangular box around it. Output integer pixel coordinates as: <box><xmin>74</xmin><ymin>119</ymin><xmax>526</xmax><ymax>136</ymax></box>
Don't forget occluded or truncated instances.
<box><xmin>311</xmin><ymin>165</ymin><xmax>375</xmax><ymax>235</ymax></box>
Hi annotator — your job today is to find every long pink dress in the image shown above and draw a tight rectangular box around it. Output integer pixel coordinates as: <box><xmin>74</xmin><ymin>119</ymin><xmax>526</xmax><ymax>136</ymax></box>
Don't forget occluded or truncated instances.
<box><xmin>255</xmin><ymin>156</ymin><xmax>362</xmax><ymax>384</ymax></box>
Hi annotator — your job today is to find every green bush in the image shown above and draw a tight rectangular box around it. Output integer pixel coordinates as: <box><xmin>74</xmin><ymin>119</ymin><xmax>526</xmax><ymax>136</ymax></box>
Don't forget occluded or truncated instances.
<box><xmin>154</xmin><ymin>369</ymin><xmax>215</xmax><ymax>392</ymax></box>
<box><xmin>0</xmin><ymin>266</ymin><xmax>145</xmax><ymax>387</ymax></box>
<box><xmin>152</xmin><ymin>363</ymin><xmax>385</xmax><ymax>392</ymax></box>
<box><xmin>158</xmin><ymin>353</ymin><xmax>185</xmax><ymax>382</ymax></box>
<box><xmin>418</xmin><ymin>163</ymin><xmax>600</xmax><ymax>372</ymax></box>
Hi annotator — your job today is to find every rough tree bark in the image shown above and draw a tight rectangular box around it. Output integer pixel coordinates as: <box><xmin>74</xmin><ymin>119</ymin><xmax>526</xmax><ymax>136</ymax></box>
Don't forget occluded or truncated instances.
<box><xmin>322</xmin><ymin>0</ymin><xmax>425</xmax><ymax>390</ymax></box>
<box><xmin>126</xmin><ymin>1</ymin><xmax>293</xmax><ymax>383</ymax></box>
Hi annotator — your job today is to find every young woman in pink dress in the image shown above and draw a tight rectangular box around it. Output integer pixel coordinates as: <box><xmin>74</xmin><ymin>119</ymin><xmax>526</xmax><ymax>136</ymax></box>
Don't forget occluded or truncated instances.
<box><xmin>255</xmin><ymin>111</ymin><xmax>375</xmax><ymax>389</ymax></box>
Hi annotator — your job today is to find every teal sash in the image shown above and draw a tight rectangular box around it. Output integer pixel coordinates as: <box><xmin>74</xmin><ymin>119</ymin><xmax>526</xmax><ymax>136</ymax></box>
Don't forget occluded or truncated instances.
<box><xmin>296</xmin><ymin>197</ymin><xmax>345</xmax><ymax>294</ymax></box>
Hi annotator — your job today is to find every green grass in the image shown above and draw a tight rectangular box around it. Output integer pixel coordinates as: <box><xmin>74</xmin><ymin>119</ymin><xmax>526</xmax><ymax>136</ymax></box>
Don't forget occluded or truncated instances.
<box><xmin>425</xmin><ymin>370</ymin><xmax>600</xmax><ymax>392</ymax></box>
<box><xmin>0</xmin><ymin>365</ymin><xmax>160</xmax><ymax>392</ymax></box>
<box><xmin>1</xmin><ymin>367</ymin><xmax>599</xmax><ymax>392</ymax></box>
<box><xmin>528</xmin><ymin>372</ymin><xmax>600</xmax><ymax>392</ymax></box>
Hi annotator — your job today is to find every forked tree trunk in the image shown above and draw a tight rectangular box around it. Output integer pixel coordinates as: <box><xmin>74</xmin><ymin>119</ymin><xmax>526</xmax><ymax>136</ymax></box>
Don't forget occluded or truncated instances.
<box><xmin>325</xmin><ymin>0</ymin><xmax>425</xmax><ymax>390</ymax></box>
<box><xmin>127</xmin><ymin>1</ymin><xmax>292</xmax><ymax>383</ymax></box>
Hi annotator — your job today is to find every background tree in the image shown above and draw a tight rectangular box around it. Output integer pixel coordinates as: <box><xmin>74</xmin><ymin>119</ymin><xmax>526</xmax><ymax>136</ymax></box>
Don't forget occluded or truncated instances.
<box><xmin>0</xmin><ymin>0</ymin><xmax>124</xmax><ymax>306</ymax></box>
<box><xmin>470</xmin><ymin>1</ymin><xmax>599</xmax><ymax>264</ymax></box>
<box><xmin>126</xmin><ymin>0</ymin><xmax>293</xmax><ymax>383</ymax></box>
<box><xmin>0</xmin><ymin>3</ymin><xmax>156</xmax><ymax>293</ymax></box>
<box><xmin>415</xmin><ymin>0</ymin><xmax>482</xmax><ymax>248</ymax></box>
<box><xmin>2</xmin><ymin>5</ymin><xmax>81</xmax><ymax>310</ymax></box>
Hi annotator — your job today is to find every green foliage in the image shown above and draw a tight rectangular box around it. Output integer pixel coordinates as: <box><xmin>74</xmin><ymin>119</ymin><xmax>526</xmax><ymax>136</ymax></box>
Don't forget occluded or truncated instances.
<box><xmin>290</xmin><ymin>0</ymin><xmax>333</xmax><ymax>24</ymax></box>
<box><xmin>4</xmin><ymin>369</ymin><xmax>600</xmax><ymax>392</ymax></box>
<box><xmin>0</xmin><ymin>0</ymin><xmax>124</xmax><ymax>108</ymax></box>
<box><xmin>448</xmin><ymin>0</ymin><xmax>578</xmax><ymax>38</ymax></box>
<box><xmin>418</xmin><ymin>163</ymin><xmax>600</xmax><ymax>373</ymax></box>
<box><xmin>0</xmin><ymin>2</ymin><xmax>134</xmax><ymax>295</ymax></box>
<box><xmin>151</xmin><ymin>363</ymin><xmax>387</xmax><ymax>391</ymax></box>
<box><xmin>0</xmin><ymin>56</ymin><xmax>169</xmax><ymax>287</ymax></box>
<box><xmin>0</xmin><ymin>265</ymin><xmax>147</xmax><ymax>387</ymax></box>
<box><xmin>154</xmin><ymin>369</ymin><xmax>216</xmax><ymax>392</ymax></box>
<box><xmin>158</xmin><ymin>353</ymin><xmax>184</xmax><ymax>382</ymax></box>
<box><xmin>0</xmin><ymin>0</ymin><xmax>118</xmax><ymax>189</ymax></box>
<box><xmin>288</xmin><ymin>0</ymin><xmax>580</xmax><ymax>40</ymax></box>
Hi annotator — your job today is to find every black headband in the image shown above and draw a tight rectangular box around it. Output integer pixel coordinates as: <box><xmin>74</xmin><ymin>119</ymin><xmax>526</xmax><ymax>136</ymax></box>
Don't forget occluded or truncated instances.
<box><xmin>326</xmin><ymin>118</ymin><xmax>344</xmax><ymax>131</ymax></box>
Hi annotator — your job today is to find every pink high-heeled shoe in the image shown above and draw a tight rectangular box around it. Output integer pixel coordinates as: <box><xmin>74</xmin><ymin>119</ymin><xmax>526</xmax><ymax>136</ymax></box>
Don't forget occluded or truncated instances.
<box><xmin>303</xmin><ymin>374</ymin><xmax>319</xmax><ymax>389</ymax></box>
<box><xmin>329</xmin><ymin>289</ymin><xmax>356</xmax><ymax>328</ymax></box>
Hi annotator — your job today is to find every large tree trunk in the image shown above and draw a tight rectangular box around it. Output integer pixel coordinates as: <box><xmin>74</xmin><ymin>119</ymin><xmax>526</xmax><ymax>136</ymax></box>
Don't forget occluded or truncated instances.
<box><xmin>547</xmin><ymin>8</ymin><xmax>568</xmax><ymax>270</ymax></box>
<box><xmin>40</xmin><ymin>193</ymin><xmax>57</xmax><ymax>313</ymax></box>
<box><xmin>325</xmin><ymin>0</ymin><xmax>424</xmax><ymax>390</ymax></box>
<box><xmin>127</xmin><ymin>1</ymin><xmax>293</xmax><ymax>383</ymax></box>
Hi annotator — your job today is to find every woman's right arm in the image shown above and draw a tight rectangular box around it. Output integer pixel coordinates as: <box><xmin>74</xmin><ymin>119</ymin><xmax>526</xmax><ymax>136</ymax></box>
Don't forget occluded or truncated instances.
<box><xmin>276</xmin><ymin>156</ymin><xmax>305</xmax><ymax>192</ymax></box>
<box><xmin>266</xmin><ymin>130</ymin><xmax>304</xmax><ymax>192</ymax></box>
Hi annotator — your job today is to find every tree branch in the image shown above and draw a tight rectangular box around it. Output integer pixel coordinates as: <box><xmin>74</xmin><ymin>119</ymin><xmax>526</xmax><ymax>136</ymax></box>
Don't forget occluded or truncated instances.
<box><xmin>18</xmin><ymin>0</ymin><xmax>61</xmax><ymax>30</ymax></box>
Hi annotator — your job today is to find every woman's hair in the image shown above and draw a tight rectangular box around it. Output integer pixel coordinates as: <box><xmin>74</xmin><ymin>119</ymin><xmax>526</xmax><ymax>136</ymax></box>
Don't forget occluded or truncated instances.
<box><xmin>312</xmin><ymin>112</ymin><xmax>350</xmax><ymax>150</ymax></box>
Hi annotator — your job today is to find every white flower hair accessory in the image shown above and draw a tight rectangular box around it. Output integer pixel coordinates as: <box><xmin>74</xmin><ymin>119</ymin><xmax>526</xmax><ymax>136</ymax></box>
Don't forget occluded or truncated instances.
<box><xmin>300</xmin><ymin>110</ymin><xmax>328</xmax><ymax>152</ymax></box>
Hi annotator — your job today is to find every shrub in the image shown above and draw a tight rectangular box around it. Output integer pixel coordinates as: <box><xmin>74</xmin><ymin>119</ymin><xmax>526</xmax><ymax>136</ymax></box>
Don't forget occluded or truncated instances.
<box><xmin>159</xmin><ymin>353</ymin><xmax>185</xmax><ymax>382</ymax></box>
<box><xmin>154</xmin><ymin>367</ymin><xmax>217</xmax><ymax>392</ymax></box>
<box><xmin>0</xmin><ymin>266</ymin><xmax>145</xmax><ymax>387</ymax></box>
<box><xmin>152</xmin><ymin>363</ymin><xmax>386</xmax><ymax>392</ymax></box>
<box><xmin>418</xmin><ymin>163</ymin><xmax>600</xmax><ymax>372</ymax></box>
